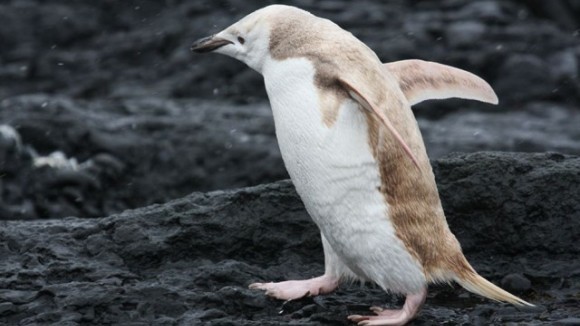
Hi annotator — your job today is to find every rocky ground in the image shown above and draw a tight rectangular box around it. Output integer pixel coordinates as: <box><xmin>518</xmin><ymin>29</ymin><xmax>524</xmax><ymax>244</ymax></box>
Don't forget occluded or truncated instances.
<box><xmin>0</xmin><ymin>0</ymin><xmax>579</xmax><ymax>325</ymax></box>
<box><xmin>0</xmin><ymin>152</ymin><xmax>579</xmax><ymax>325</ymax></box>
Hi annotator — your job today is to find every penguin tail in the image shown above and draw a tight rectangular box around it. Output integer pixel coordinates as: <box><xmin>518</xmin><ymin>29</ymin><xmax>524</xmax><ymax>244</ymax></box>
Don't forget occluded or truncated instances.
<box><xmin>452</xmin><ymin>259</ymin><xmax>534</xmax><ymax>307</ymax></box>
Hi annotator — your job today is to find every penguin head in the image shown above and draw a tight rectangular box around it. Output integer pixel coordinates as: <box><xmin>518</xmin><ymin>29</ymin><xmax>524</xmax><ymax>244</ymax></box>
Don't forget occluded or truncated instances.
<box><xmin>191</xmin><ymin>5</ymin><xmax>304</xmax><ymax>73</ymax></box>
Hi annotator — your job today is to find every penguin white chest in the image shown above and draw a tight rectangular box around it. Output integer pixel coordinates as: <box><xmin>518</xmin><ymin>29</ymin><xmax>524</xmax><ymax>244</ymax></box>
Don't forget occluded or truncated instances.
<box><xmin>263</xmin><ymin>58</ymin><xmax>380</xmax><ymax>217</ymax></box>
<box><xmin>262</xmin><ymin>57</ymin><xmax>425</xmax><ymax>293</ymax></box>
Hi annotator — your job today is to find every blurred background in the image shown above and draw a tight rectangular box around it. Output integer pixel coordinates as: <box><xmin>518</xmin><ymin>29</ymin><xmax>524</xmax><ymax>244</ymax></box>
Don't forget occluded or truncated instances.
<box><xmin>0</xmin><ymin>0</ymin><xmax>579</xmax><ymax>219</ymax></box>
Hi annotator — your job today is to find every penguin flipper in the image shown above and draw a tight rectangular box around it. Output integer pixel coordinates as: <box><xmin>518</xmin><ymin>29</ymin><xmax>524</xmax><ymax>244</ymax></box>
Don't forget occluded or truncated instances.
<box><xmin>337</xmin><ymin>77</ymin><xmax>421</xmax><ymax>171</ymax></box>
<box><xmin>384</xmin><ymin>59</ymin><xmax>499</xmax><ymax>106</ymax></box>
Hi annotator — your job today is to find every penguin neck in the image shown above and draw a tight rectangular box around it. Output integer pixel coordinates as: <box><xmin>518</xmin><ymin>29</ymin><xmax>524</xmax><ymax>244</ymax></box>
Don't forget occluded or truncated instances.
<box><xmin>262</xmin><ymin>57</ymin><xmax>318</xmax><ymax>126</ymax></box>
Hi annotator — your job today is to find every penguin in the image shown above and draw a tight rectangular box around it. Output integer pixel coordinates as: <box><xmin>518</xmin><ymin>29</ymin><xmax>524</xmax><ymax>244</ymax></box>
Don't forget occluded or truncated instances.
<box><xmin>191</xmin><ymin>5</ymin><xmax>532</xmax><ymax>325</ymax></box>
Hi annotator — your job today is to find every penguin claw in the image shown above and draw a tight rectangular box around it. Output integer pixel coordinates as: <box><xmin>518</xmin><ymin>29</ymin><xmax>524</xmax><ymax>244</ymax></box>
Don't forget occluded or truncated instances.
<box><xmin>369</xmin><ymin>306</ymin><xmax>384</xmax><ymax>314</ymax></box>
<box><xmin>248</xmin><ymin>282</ymin><xmax>265</xmax><ymax>290</ymax></box>
<box><xmin>249</xmin><ymin>282</ymin><xmax>272</xmax><ymax>295</ymax></box>
<box><xmin>347</xmin><ymin>313</ymin><xmax>407</xmax><ymax>326</ymax></box>
<box><xmin>248</xmin><ymin>281</ymin><xmax>311</xmax><ymax>300</ymax></box>
<box><xmin>347</xmin><ymin>314</ymin><xmax>365</xmax><ymax>322</ymax></box>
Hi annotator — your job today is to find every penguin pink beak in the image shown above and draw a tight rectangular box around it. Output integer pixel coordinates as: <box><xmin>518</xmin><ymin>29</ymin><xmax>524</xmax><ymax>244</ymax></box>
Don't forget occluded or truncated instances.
<box><xmin>191</xmin><ymin>35</ymin><xmax>233</xmax><ymax>53</ymax></box>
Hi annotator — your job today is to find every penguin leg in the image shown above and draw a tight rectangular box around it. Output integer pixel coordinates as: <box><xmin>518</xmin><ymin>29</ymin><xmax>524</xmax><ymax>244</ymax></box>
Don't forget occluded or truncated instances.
<box><xmin>347</xmin><ymin>287</ymin><xmax>427</xmax><ymax>326</ymax></box>
<box><xmin>249</xmin><ymin>232</ymin><xmax>351</xmax><ymax>300</ymax></box>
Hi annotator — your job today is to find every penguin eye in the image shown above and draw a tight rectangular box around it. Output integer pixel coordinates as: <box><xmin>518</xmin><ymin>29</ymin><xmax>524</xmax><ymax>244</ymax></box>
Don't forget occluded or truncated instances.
<box><xmin>237</xmin><ymin>36</ymin><xmax>245</xmax><ymax>44</ymax></box>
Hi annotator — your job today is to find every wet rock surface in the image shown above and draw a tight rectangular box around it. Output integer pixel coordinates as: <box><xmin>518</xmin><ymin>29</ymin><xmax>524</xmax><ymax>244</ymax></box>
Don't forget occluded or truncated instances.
<box><xmin>0</xmin><ymin>152</ymin><xmax>579</xmax><ymax>325</ymax></box>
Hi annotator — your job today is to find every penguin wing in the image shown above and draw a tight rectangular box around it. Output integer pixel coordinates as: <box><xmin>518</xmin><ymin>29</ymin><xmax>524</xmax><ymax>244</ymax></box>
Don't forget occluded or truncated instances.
<box><xmin>384</xmin><ymin>60</ymin><xmax>499</xmax><ymax>106</ymax></box>
<box><xmin>337</xmin><ymin>77</ymin><xmax>421</xmax><ymax>170</ymax></box>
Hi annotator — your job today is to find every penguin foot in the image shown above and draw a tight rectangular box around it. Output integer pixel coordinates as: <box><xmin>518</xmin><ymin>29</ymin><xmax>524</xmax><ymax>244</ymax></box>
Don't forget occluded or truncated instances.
<box><xmin>347</xmin><ymin>288</ymin><xmax>427</xmax><ymax>326</ymax></box>
<box><xmin>249</xmin><ymin>274</ymin><xmax>339</xmax><ymax>300</ymax></box>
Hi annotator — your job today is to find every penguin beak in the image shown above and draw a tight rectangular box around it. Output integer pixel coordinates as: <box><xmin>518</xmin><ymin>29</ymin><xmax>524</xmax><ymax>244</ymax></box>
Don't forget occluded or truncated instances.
<box><xmin>191</xmin><ymin>35</ymin><xmax>233</xmax><ymax>53</ymax></box>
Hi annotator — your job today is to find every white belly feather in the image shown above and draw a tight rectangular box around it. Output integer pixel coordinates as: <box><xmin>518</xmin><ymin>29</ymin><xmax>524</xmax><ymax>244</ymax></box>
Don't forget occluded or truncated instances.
<box><xmin>263</xmin><ymin>57</ymin><xmax>425</xmax><ymax>294</ymax></box>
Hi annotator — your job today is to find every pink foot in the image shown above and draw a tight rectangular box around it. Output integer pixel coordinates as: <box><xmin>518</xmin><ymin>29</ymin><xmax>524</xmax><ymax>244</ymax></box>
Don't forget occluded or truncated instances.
<box><xmin>348</xmin><ymin>288</ymin><xmax>427</xmax><ymax>326</ymax></box>
<box><xmin>249</xmin><ymin>274</ymin><xmax>339</xmax><ymax>300</ymax></box>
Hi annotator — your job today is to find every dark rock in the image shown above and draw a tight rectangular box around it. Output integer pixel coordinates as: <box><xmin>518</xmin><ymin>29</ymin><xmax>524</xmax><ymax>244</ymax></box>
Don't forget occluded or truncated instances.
<box><xmin>454</xmin><ymin>1</ymin><xmax>507</xmax><ymax>22</ymax></box>
<box><xmin>0</xmin><ymin>96</ymin><xmax>285</xmax><ymax>219</ymax></box>
<box><xmin>1</xmin><ymin>93</ymin><xmax>579</xmax><ymax>219</ymax></box>
<box><xmin>555</xmin><ymin>317</ymin><xmax>580</xmax><ymax>325</ymax></box>
<box><xmin>548</xmin><ymin>51</ymin><xmax>578</xmax><ymax>80</ymax></box>
<box><xmin>515</xmin><ymin>0</ymin><xmax>580</xmax><ymax>31</ymax></box>
<box><xmin>0</xmin><ymin>290</ymin><xmax>37</xmax><ymax>304</ymax></box>
<box><xmin>0</xmin><ymin>152</ymin><xmax>578</xmax><ymax>325</ymax></box>
<box><xmin>501</xmin><ymin>273</ymin><xmax>532</xmax><ymax>292</ymax></box>
<box><xmin>0</xmin><ymin>302</ymin><xmax>15</xmax><ymax>315</ymax></box>
<box><xmin>0</xmin><ymin>0</ymin><xmax>579</xmax><ymax>220</ymax></box>
<box><xmin>445</xmin><ymin>21</ymin><xmax>487</xmax><ymax>48</ymax></box>
<box><xmin>0</xmin><ymin>0</ymin><xmax>577</xmax><ymax>107</ymax></box>
<box><xmin>493</xmin><ymin>54</ymin><xmax>556</xmax><ymax>103</ymax></box>
<box><xmin>418</xmin><ymin>102</ymin><xmax>580</xmax><ymax>159</ymax></box>
<box><xmin>433</xmin><ymin>152</ymin><xmax>580</xmax><ymax>257</ymax></box>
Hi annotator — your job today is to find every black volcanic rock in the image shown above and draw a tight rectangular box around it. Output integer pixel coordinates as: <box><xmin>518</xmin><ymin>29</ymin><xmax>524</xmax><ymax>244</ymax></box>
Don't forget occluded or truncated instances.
<box><xmin>0</xmin><ymin>95</ymin><xmax>285</xmax><ymax>219</ymax></box>
<box><xmin>0</xmin><ymin>0</ymin><xmax>578</xmax><ymax>107</ymax></box>
<box><xmin>1</xmin><ymin>95</ymin><xmax>579</xmax><ymax>219</ymax></box>
<box><xmin>418</xmin><ymin>102</ymin><xmax>580</xmax><ymax>159</ymax></box>
<box><xmin>1</xmin><ymin>95</ymin><xmax>579</xmax><ymax>220</ymax></box>
<box><xmin>501</xmin><ymin>274</ymin><xmax>532</xmax><ymax>293</ymax></box>
<box><xmin>1</xmin><ymin>0</ymin><xmax>579</xmax><ymax>219</ymax></box>
<box><xmin>0</xmin><ymin>152</ymin><xmax>578</xmax><ymax>325</ymax></box>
